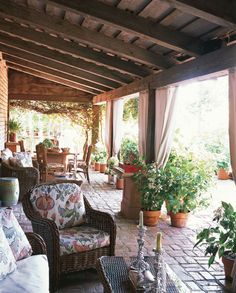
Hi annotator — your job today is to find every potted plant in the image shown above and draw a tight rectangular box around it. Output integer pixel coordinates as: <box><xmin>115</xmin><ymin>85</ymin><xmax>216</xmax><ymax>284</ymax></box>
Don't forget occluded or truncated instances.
<box><xmin>116</xmin><ymin>172</ymin><xmax>124</xmax><ymax>190</ymax></box>
<box><xmin>133</xmin><ymin>161</ymin><xmax>164</xmax><ymax>226</ymax></box>
<box><xmin>119</xmin><ymin>138</ymin><xmax>140</xmax><ymax>173</ymax></box>
<box><xmin>8</xmin><ymin>119</ymin><xmax>21</xmax><ymax>142</ymax></box>
<box><xmin>42</xmin><ymin>138</ymin><xmax>54</xmax><ymax>149</ymax></box>
<box><xmin>162</xmin><ymin>149</ymin><xmax>215</xmax><ymax>228</ymax></box>
<box><xmin>217</xmin><ymin>154</ymin><xmax>230</xmax><ymax>180</ymax></box>
<box><xmin>194</xmin><ymin>202</ymin><xmax>236</xmax><ymax>280</ymax></box>
<box><xmin>99</xmin><ymin>150</ymin><xmax>107</xmax><ymax>173</ymax></box>
<box><xmin>105</xmin><ymin>156</ymin><xmax>119</xmax><ymax>184</ymax></box>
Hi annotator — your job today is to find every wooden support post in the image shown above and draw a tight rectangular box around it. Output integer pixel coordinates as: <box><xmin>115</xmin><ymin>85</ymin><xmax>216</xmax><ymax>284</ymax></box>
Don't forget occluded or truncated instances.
<box><xmin>91</xmin><ymin>105</ymin><xmax>100</xmax><ymax>146</ymax></box>
<box><xmin>146</xmin><ymin>88</ymin><xmax>156</xmax><ymax>164</ymax></box>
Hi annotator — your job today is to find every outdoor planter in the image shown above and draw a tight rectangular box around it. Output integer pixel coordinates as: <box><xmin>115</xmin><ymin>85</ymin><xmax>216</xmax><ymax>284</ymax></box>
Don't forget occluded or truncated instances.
<box><xmin>169</xmin><ymin>211</ymin><xmax>189</xmax><ymax>228</ymax></box>
<box><xmin>119</xmin><ymin>163</ymin><xmax>141</xmax><ymax>173</ymax></box>
<box><xmin>143</xmin><ymin>210</ymin><xmax>161</xmax><ymax>226</ymax></box>
<box><xmin>222</xmin><ymin>254</ymin><xmax>234</xmax><ymax>281</ymax></box>
<box><xmin>94</xmin><ymin>162</ymin><xmax>100</xmax><ymax>171</ymax></box>
<box><xmin>217</xmin><ymin>168</ymin><xmax>229</xmax><ymax>180</ymax></box>
<box><xmin>99</xmin><ymin>163</ymin><xmax>107</xmax><ymax>173</ymax></box>
<box><xmin>116</xmin><ymin>178</ymin><xmax>124</xmax><ymax>189</ymax></box>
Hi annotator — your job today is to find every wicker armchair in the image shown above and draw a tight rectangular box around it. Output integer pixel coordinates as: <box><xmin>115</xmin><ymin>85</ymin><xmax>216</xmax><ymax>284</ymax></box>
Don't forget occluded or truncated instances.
<box><xmin>26</xmin><ymin>232</ymin><xmax>47</xmax><ymax>255</ymax></box>
<box><xmin>22</xmin><ymin>181</ymin><xmax>116</xmax><ymax>292</ymax></box>
<box><xmin>1</xmin><ymin>161</ymin><xmax>40</xmax><ymax>201</ymax></box>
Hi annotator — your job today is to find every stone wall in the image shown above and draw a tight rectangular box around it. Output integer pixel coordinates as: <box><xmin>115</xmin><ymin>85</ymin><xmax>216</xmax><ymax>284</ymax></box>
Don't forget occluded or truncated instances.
<box><xmin>0</xmin><ymin>53</ymin><xmax>8</xmax><ymax>150</ymax></box>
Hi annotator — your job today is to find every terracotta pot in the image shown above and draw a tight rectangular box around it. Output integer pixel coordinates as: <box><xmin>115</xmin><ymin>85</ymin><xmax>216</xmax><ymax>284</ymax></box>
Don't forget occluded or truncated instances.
<box><xmin>116</xmin><ymin>178</ymin><xmax>124</xmax><ymax>190</ymax></box>
<box><xmin>217</xmin><ymin>169</ymin><xmax>229</xmax><ymax>180</ymax></box>
<box><xmin>9</xmin><ymin>132</ymin><xmax>16</xmax><ymax>142</ymax></box>
<box><xmin>99</xmin><ymin>163</ymin><xmax>107</xmax><ymax>173</ymax></box>
<box><xmin>94</xmin><ymin>162</ymin><xmax>100</xmax><ymax>171</ymax></box>
<box><xmin>169</xmin><ymin>212</ymin><xmax>189</xmax><ymax>228</ymax></box>
<box><xmin>222</xmin><ymin>254</ymin><xmax>234</xmax><ymax>281</ymax></box>
<box><xmin>143</xmin><ymin>210</ymin><xmax>161</xmax><ymax>226</ymax></box>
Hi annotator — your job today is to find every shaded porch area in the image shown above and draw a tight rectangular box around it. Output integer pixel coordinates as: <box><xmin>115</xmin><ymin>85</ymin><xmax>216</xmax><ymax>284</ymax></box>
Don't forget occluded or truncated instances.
<box><xmin>14</xmin><ymin>170</ymin><xmax>232</xmax><ymax>293</ymax></box>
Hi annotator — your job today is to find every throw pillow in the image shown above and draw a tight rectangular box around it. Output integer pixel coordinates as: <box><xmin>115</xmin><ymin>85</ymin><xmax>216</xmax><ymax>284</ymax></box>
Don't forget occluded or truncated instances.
<box><xmin>1</xmin><ymin>208</ymin><xmax>32</xmax><ymax>261</ymax></box>
<box><xmin>0</xmin><ymin>221</ymin><xmax>16</xmax><ymax>280</ymax></box>
<box><xmin>30</xmin><ymin>183</ymin><xmax>86</xmax><ymax>229</ymax></box>
<box><xmin>13</xmin><ymin>152</ymin><xmax>33</xmax><ymax>167</ymax></box>
<box><xmin>1</xmin><ymin>148</ymin><xmax>13</xmax><ymax>164</ymax></box>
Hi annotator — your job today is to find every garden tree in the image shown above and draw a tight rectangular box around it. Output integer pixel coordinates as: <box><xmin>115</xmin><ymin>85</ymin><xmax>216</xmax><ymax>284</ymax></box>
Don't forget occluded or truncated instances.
<box><xmin>123</xmin><ymin>97</ymin><xmax>138</xmax><ymax>122</ymax></box>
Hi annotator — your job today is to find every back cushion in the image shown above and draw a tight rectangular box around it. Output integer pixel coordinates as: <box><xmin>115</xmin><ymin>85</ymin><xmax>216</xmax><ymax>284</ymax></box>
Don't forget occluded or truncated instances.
<box><xmin>13</xmin><ymin>152</ymin><xmax>33</xmax><ymax>167</ymax></box>
<box><xmin>1</xmin><ymin>208</ymin><xmax>32</xmax><ymax>261</ymax></box>
<box><xmin>30</xmin><ymin>183</ymin><xmax>86</xmax><ymax>229</ymax></box>
<box><xmin>0</xmin><ymin>220</ymin><xmax>16</xmax><ymax>280</ymax></box>
<box><xmin>1</xmin><ymin>148</ymin><xmax>13</xmax><ymax>164</ymax></box>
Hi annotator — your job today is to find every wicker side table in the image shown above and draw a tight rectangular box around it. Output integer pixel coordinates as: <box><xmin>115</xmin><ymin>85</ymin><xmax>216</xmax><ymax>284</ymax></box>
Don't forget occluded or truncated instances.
<box><xmin>96</xmin><ymin>256</ymin><xmax>183</xmax><ymax>293</ymax></box>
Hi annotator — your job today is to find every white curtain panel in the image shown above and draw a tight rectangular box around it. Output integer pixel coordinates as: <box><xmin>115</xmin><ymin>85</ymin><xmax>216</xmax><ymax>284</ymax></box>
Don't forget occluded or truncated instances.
<box><xmin>155</xmin><ymin>86</ymin><xmax>178</xmax><ymax>167</ymax></box>
<box><xmin>229</xmin><ymin>68</ymin><xmax>236</xmax><ymax>182</ymax></box>
<box><xmin>138</xmin><ymin>90</ymin><xmax>149</xmax><ymax>157</ymax></box>
<box><xmin>112</xmin><ymin>99</ymin><xmax>124</xmax><ymax>156</ymax></box>
<box><xmin>105</xmin><ymin>100</ymin><xmax>112</xmax><ymax>156</ymax></box>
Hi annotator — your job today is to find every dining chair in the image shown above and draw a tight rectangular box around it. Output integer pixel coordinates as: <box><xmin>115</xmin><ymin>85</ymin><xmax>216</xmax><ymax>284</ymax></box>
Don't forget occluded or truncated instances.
<box><xmin>76</xmin><ymin>144</ymin><xmax>93</xmax><ymax>183</ymax></box>
<box><xmin>36</xmin><ymin>143</ymin><xmax>64</xmax><ymax>182</ymax></box>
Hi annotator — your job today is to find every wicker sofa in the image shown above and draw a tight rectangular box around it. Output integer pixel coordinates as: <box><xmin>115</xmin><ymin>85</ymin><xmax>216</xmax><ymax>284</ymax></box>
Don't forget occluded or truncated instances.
<box><xmin>22</xmin><ymin>180</ymin><xmax>117</xmax><ymax>292</ymax></box>
<box><xmin>1</xmin><ymin>160</ymin><xmax>39</xmax><ymax>201</ymax></box>
<box><xmin>0</xmin><ymin>232</ymin><xmax>49</xmax><ymax>293</ymax></box>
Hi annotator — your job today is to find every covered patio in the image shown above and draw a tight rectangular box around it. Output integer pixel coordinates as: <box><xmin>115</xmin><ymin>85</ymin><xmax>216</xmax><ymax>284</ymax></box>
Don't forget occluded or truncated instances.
<box><xmin>1</xmin><ymin>0</ymin><xmax>236</xmax><ymax>292</ymax></box>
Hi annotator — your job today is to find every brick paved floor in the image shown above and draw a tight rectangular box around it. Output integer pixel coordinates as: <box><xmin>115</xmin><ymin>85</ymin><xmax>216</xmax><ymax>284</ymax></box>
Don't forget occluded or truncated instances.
<box><xmin>14</xmin><ymin>171</ymin><xmax>234</xmax><ymax>292</ymax></box>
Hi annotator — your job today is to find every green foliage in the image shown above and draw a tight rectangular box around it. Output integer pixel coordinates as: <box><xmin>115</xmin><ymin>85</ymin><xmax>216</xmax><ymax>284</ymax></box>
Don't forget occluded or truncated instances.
<box><xmin>120</xmin><ymin>138</ymin><xmax>139</xmax><ymax>164</ymax></box>
<box><xmin>42</xmin><ymin>138</ymin><xmax>54</xmax><ymax>149</ymax></box>
<box><xmin>123</xmin><ymin>97</ymin><xmax>138</xmax><ymax>121</ymax></box>
<box><xmin>133</xmin><ymin>161</ymin><xmax>164</xmax><ymax>211</ymax></box>
<box><xmin>8</xmin><ymin>119</ymin><xmax>21</xmax><ymax>133</ymax></box>
<box><xmin>105</xmin><ymin>156</ymin><xmax>119</xmax><ymax>175</ymax></box>
<box><xmin>93</xmin><ymin>142</ymin><xmax>107</xmax><ymax>163</ymax></box>
<box><xmin>162</xmin><ymin>149</ymin><xmax>215</xmax><ymax>213</ymax></box>
<box><xmin>194</xmin><ymin>202</ymin><xmax>236</xmax><ymax>267</ymax></box>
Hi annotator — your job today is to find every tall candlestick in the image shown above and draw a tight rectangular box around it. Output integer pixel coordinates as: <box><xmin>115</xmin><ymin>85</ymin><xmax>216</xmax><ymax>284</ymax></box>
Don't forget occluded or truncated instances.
<box><xmin>139</xmin><ymin>211</ymin><xmax>144</xmax><ymax>228</ymax></box>
<box><xmin>156</xmin><ymin>232</ymin><xmax>162</xmax><ymax>252</ymax></box>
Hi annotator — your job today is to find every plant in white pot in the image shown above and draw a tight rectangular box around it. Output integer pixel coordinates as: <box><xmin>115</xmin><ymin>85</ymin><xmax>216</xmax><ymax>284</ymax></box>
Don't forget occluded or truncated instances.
<box><xmin>194</xmin><ymin>202</ymin><xmax>236</xmax><ymax>281</ymax></box>
<box><xmin>105</xmin><ymin>156</ymin><xmax>119</xmax><ymax>184</ymax></box>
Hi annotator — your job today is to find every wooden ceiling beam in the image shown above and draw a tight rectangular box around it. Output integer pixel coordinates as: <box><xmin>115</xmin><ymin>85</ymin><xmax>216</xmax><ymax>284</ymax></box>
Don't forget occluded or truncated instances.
<box><xmin>0</xmin><ymin>19</ymin><xmax>153</xmax><ymax>77</ymax></box>
<box><xmin>48</xmin><ymin>0</ymin><xmax>203</xmax><ymax>56</ymax></box>
<box><xmin>6</xmin><ymin>61</ymin><xmax>98</xmax><ymax>96</ymax></box>
<box><xmin>0</xmin><ymin>1</ymin><xmax>174</xmax><ymax>69</ymax></box>
<box><xmin>93</xmin><ymin>43</ymin><xmax>236</xmax><ymax>104</ymax></box>
<box><xmin>164</xmin><ymin>0</ymin><xmax>236</xmax><ymax>28</ymax></box>
<box><xmin>8</xmin><ymin>93</ymin><xmax>92</xmax><ymax>102</ymax></box>
<box><xmin>0</xmin><ymin>43</ymin><xmax>111</xmax><ymax>92</ymax></box>
<box><xmin>0</xmin><ymin>33</ymin><xmax>124</xmax><ymax>88</ymax></box>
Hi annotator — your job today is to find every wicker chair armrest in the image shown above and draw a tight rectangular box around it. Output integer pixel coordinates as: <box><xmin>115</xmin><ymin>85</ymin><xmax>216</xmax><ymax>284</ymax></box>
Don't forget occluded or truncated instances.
<box><xmin>26</xmin><ymin>232</ymin><xmax>47</xmax><ymax>255</ymax></box>
<box><xmin>2</xmin><ymin>162</ymin><xmax>40</xmax><ymax>179</ymax></box>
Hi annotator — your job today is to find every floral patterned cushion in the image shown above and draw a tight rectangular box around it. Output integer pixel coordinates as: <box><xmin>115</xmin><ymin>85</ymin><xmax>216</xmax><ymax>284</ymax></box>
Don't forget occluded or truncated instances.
<box><xmin>59</xmin><ymin>225</ymin><xmax>110</xmax><ymax>255</ymax></box>
<box><xmin>0</xmin><ymin>222</ymin><xmax>16</xmax><ymax>280</ymax></box>
<box><xmin>30</xmin><ymin>183</ymin><xmax>85</xmax><ymax>229</ymax></box>
<box><xmin>1</xmin><ymin>208</ymin><xmax>32</xmax><ymax>261</ymax></box>
<box><xmin>13</xmin><ymin>152</ymin><xmax>33</xmax><ymax>167</ymax></box>
<box><xmin>1</xmin><ymin>148</ymin><xmax>13</xmax><ymax>164</ymax></box>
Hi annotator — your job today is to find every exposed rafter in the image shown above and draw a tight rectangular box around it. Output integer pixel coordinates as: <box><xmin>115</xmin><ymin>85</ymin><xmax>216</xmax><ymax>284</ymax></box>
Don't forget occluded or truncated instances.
<box><xmin>164</xmin><ymin>0</ymin><xmax>236</xmax><ymax>28</ymax></box>
<box><xmin>47</xmin><ymin>0</ymin><xmax>203</xmax><ymax>56</ymax></box>
<box><xmin>0</xmin><ymin>1</ymin><xmax>175</xmax><ymax>68</ymax></box>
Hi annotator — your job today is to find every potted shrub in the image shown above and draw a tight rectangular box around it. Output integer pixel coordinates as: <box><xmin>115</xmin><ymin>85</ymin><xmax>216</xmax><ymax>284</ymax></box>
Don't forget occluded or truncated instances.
<box><xmin>133</xmin><ymin>161</ymin><xmax>164</xmax><ymax>226</ymax></box>
<box><xmin>99</xmin><ymin>150</ymin><xmax>107</xmax><ymax>173</ymax></box>
<box><xmin>93</xmin><ymin>142</ymin><xmax>105</xmax><ymax>171</ymax></box>
<box><xmin>42</xmin><ymin>138</ymin><xmax>54</xmax><ymax>149</ymax></box>
<box><xmin>162</xmin><ymin>149</ymin><xmax>215</xmax><ymax>228</ymax></box>
<box><xmin>105</xmin><ymin>156</ymin><xmax>119</xmax><ymax>184</ymax></box>
<box><xmin>217</xmin><ymin>154</ymin><xmax>230</xmax><ymax>180</ymax></box>
<box><xmin>8</xmin><ymin>119</ymin><xmax>21</xmax><ymax>142</ymax></box>
<box><xmin>119</xmin><ymin>138</ymin><xmax>140</xmax><ymax>173</ymax></box>
<box><xmin>194</xmin><ymin>202</ymin><xmax>236</xmax><ymax>280</ymax></box>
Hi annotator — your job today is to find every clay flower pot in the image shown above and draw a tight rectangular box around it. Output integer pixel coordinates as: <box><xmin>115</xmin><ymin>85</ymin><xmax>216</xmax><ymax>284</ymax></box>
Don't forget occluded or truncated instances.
<box><xmin>222</xmin><ymin>254</ymin><xmax>234</xmax><ymax>281</ymax></box>
<box><xmin>99</xmin><ymin>163</ymin><xmax>107</xmax><ymax>173</ymax></box>
<box><xmin>217</xmin><ymin>169</ymin><xmax>229</xmax><ymax>180</ymax></box>
<box><xmin>116</xmin><ymin>178</ymin><xmax>124</xmax><ymax>190</ymax></box>
<box><xmin>9</xmin><ymin>132</ymin><xmax>17</xmax><ymax>142</ymax></box>
<box><xmin>143</xmin><ymin>210</ymin><xmax>161</xmax><ymax>226</ymax></box>
<box><xmin>94</xmin><ymin>162</ymin><xmax>100</xmax><ymax>171</ymax></box>
<box><xmin>169</xmin><ymin>211</ymin><xmax>189</xmax><ymax>228</ymax></box>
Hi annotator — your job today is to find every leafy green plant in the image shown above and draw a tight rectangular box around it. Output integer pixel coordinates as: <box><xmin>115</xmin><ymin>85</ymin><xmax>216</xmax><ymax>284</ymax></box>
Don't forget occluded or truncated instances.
<box><xmin>133</xmin><ymin>161</ymin><xmax>164</xmax><ymax>211</ymax></box>
<box><xmin>93</xmin><ymin>142</ymin><xmax>107</xmax><ymax>163</ymax></box>
<box><xmin>120</xmin><ymin>138</ymin><xmax>139</xmax><ymax>164</ymax></box>
<box><xmin>8</xmin><ymin>119</ymin><xmax>21</xmax><ymax>133</ymax></box>
<box><xmin>216</xmin><ymin>153</ymin><xmax>230</xmax><ymax>170</ymax></box>
<box><xmin>162</xmin><ymin>149</ymin><xmax>215</xmax><ymax>213</ymax></box>
<box><xmin>42</xmin><ymin>138</ymin><xmax>54</xmax><ymax>149</ymax></box>
<box><xmin>194</xmin><ymin>202</ymin><xmax>236</xmax><ymax>267</ymax></box>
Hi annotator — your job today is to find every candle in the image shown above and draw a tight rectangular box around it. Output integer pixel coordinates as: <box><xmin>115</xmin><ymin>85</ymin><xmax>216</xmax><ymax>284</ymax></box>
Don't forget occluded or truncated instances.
<box><xmin>156</xmin><ymin>232</ymin><xmax>162</xmax><ymax>252</ymax></box>
<box><xmin>139</xmin><ymin>211</ymin><xmax>143</xmax><ymax>228</ymax></box>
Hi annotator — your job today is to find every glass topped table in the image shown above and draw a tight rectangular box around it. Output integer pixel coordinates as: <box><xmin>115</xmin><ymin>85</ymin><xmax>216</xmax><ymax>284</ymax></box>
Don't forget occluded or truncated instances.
<box><xmin>96</xmin><ymin>256</ymin><xmax>191</xmax><ymax>293</ymax></box>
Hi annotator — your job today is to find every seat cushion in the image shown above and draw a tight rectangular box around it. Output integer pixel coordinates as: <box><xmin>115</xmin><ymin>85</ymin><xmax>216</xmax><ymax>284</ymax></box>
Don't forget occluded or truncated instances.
<box><xmin>13</xmin><ymin>152</ymin><xmax>33</xmax><ymax>167</ymax></box>
<box><xmin>1</xmin><ymin>208</ymin><xmax>32</xmax><ymax>261</ymax></box>
<box><xmin>59</xmin><ymin>225</ymin><xmax>110</xmax><ymax>255</ymax></box>
<box><xmin>47</xmin><ymin>163</ymin><xmax>64</xmax><ymax>169</ymax></box>
<box><xmin>30</xmin><ymin>183</ymin><xmax>86</xmax><ymax>229</ymax></box>
<box><xmin>1</xmin><ymin>148</ymin><xmax>13</xmax><ymax>164</ymax></box>
<box><xmin>0</xmin><ymin>255</ymin><xmax>49</xmax><ymax>293</ymax></box>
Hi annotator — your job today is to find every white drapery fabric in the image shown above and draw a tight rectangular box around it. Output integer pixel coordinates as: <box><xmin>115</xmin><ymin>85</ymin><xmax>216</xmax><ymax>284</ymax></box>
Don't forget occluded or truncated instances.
<box><xmin>229</xmin><ymin>68</ymin><xmax>236</xmax><ymax>290</ymax></box>
<box><xmin>112</xmin><ymin>99</ymin><xmax>124</xmax><ymax>156</ymax></box>
<box><xmin>105</xmin><ymin>101</ymin><xmax>112</xmax><ymax>157</ymax></box>
<box><xmin>138</xmin><ymin>90</ymin><xmax>149</xmax><ymax>158</ymax></box>
<box><xmin>155</xmin><ymin>86</ymin><xmax>178</xmax><ymax>167</ymax></box>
